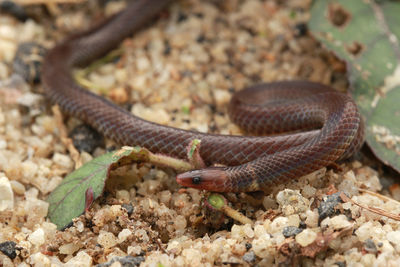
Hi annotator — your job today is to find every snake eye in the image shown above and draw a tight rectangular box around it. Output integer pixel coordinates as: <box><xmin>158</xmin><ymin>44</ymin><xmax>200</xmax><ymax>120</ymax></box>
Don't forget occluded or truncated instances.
<box><xmin>192</xmin><ymin>176</ymin><xmax>202</xmax><ymax>185</ymax></box>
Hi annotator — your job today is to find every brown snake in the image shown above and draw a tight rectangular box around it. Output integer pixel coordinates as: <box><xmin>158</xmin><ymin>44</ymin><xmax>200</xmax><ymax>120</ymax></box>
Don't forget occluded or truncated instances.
<box><xmin>42</xmin><ymin>0</ymin><xmax>364</xmax><ymax>192</ymax></box>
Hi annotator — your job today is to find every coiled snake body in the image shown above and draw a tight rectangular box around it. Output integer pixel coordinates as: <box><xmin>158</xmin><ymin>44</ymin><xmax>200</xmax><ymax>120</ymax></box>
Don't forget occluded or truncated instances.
<box><xmin>42</xmin><ymin>0</ymin><xmax>364</xmax><ymax>192</ymax></box>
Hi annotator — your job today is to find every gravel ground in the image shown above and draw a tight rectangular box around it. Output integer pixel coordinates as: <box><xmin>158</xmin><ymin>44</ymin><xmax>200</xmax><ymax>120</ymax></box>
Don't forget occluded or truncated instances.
<box><xmin>1</xmin><ymin>0</ymin><xmax>400</xmax><ymax>266</ymax></box>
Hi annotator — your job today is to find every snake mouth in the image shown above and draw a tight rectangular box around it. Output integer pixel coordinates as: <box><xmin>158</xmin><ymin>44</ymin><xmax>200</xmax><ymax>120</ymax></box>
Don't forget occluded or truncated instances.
<box><xmin>176</xmin><ymin>167</ymin><xmax>228</xmax><ymax>192</ymax></box>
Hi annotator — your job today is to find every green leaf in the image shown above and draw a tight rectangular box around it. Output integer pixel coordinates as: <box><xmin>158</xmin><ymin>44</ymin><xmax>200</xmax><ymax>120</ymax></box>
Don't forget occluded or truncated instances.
<box><xmin>181</xmin><ymin>105</ymin><xmax>190</xmax><ymax>115</ymax></box>
<box><xmin>47</xmin><ymin>147</ymin><xmax>140</xmax><ymax>230</ymax></box>
<box><xmin>309</xmin><ymin>0</ymin><xmax>400</xmax><ymax>172</ymax></box>
<box><xmin>47</xmin><ymin>146</ymin><xmax>193</xmax><ymax>230</ymax></box>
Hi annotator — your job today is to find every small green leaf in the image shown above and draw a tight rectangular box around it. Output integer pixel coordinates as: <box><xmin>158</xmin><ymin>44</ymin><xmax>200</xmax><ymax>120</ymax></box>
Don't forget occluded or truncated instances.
<box><xmin>47</xmin><ymin>146</ymin><xmax>193</xmax><ymax>230</ymax></box>
<box><xmin>181</xmin><ymin>105</ymin><xmax>190</xmax><ymax>115</ymax></box>
<box><xmin>309</xmin><ymin>0</ymin><xmax>400</xmax><ymax>173</ymax></box>
<box><xmin>290</xmin><ymin>10</ymin><xmax>297</xmax><ymax>19</ymax></box>
<box><xmin>47</xmin><ymin>147</ymin><xmax>137</xmax><ymax>230</ymax></box>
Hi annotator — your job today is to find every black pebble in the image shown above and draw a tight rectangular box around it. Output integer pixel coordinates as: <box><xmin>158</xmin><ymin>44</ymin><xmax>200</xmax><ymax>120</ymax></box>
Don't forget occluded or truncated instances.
<box><xmin>196</xmin><ymin>34</ymin><xmax>206</xmax><ymax>43</ymax></box>
<box><xmin>282</xmin><ymin>226</ymin><xmax>303</xmax><ymax>238</ymax></box>
<box><xmin>0</xmin><ymin>1</ymin><xmax>28</xmax><ymax>21</ymax></box>
<box><xmin>294</xmin><ymin>22</ymin><xmax>308</xmax><ymax>37</ymax></box>
<box><xmin>163</xmin><ymin>40</ymin><xmax>171</xmax><ymax>55</ymax></box>
<box><xmin>96</xmin><ymin>256</ymin><xmax>145</xmax><ymax>267</ymax></box>
<box><xmin>334</xmin><ymin>261</ymin><xmax>346</xmax><ymax>267</ymax></box>
<box><xmin>122</xmin><ymin>203</ymin><xmax>134</xmax><ymax>215</ymax></box>
<box><xmin>318</xmin><ymin>192</ymin><xmax>343</xmax><ymax>222</ymax></box>
<box><xmin>364</xmin><ymin>238</ymin><xmax>378</xmax><ymax>254</ymax></box>
<box><xmin>69</xmin><ymin>124</ymin><xmax>104</xmax><ymax>153</ymax></box>
<box><xmin>177</xmin><ymin>12</ymin><xmax>187</xmax><ymax>23</ymax></box>
<box><xmin>0</xmin><ymin>241</ymin><xmax>17</xmax><ymax>259</ymax></box>
<box><xmin>13</xmin><ymin>42</ymin><xmax>46</xmax><ymax>83</ymax></box>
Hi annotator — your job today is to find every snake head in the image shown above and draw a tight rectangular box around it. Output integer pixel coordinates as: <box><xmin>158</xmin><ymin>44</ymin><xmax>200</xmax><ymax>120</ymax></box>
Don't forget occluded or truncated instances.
<box><xmin>176</xmin><ymin>167</ymin><xmax>228</xmax><ymax>192</ymax></box>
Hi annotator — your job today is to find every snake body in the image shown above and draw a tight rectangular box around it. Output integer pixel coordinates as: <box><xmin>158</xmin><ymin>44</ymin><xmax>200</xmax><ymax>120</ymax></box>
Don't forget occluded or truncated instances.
<box><xmin>42</xmin><ymin>0</ymin><xmax>364</xmax><ymax>192</ymax></box>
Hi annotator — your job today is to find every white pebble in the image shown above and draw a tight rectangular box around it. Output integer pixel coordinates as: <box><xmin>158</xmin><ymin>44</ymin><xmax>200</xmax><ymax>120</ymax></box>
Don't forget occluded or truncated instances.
<box><xmin>118</xmin><ymin>229</ymin><xmax>132</xmax><ymax>243</ymax></box>
<box><xmin>252</xmin><ymin>235</ymin><xmax>272</xmax><ymax>258</ymax></box>
<box><xmin>270</xmin><ymin>217</ymin><xmax>288</xmax><ymax>233</ymax></box>
<box><xmin>243</xmin><ymin>224</ymin><xmax>254</xmax><ymax>238</ymax></box>
<box><xmin>10</xmin><ymin>180</ymin><xmax>25</xmax><ymax>195</ymax></box>
<box><xmin>276</xmin><ymin>189</ymin><xmax>309</xmax><ymax>215</ymax></box>
<box><xmin>214</xmin><ymin>89</ymin><xmax>231</xmax><ymax>108</ymax></box>
<box><xmin>305</xmin><ymin>209</ymin><xmax>319</xmax><ymax>228</ymax></box>
<box><xmin>65</xmin><ymin>251</ymin><xmax>92</xmax><ymax>267</ymax></box>
<box><xmin>21</xmin><ymin>160</ymin><xmax>38</xmax><ymax>182</ymax></box>
<box><xmin>0</xmin><ymin>139</ymin><xmax>6</xmax><ymax>149</ymax></box>
<box><xmin>135</xmin><ymin>229</ymin><xmax>149</xmax><ymax>242</ymax></box>
<box><xmin>321</xmin><ymin>215</ymin><xmax>352</xmax><ymax>230</ymax></box>
<box><xmin>127</xmin><ymin>245</ymin><xmax>142</xmax><ymax>255</ymax></box>
<box><xmin>387</xmin><ymin>231</ymin><xmax>400</xmax><ymax>245</ymax></box>
<box><xmin>116</xmin><ymin>190</ymin><xmax>130</xmax><ymax>202</ymax></box>
<box><xmin>355</xmin><ymin>221</ymin><xmax>373</xmax><ymax>242</ymax></box>
<box><xmin>52</xmin><ymin>153</ymin><xmax>73</xmax><ymax>169</ymax></box>
<box><xmin>174</xmin><ymin>215</ymin><xmax>187</xmax><ymax>231</ymax></box>
<box><xmin>295</xmin><ymin>229</ymin><xmax>317</xmax><ymax>247</ymax></box>
<box><xmin>131</xmin><ymin>104</ymin><xmax>170</xmax><ymax>125</ymax></box>
<box><xmin>76</xmin><ymin>221</ymin><xmax>85</xmax><ymax>232</ymax></box>
<box><xmin>0</xmin><ymin>176</ymin><xmax>14</xmax><ymax>211</ymax></box>
<box><xmin>59</xmin><ymin>243</ymin><xmax>80</xmax><ymax>255</ymax></box>
<box><xmin>97</xmin><ymin>231</ymin><xmax>118</xmax><ymax>249</ymax></box>
<box><xmin>25</xmin><ymin>199</ymin><xmax>49</xmax><ymax>219</ymax></box>
<box><xmin>28</xmin><ymin>228</ymin><xmax>45</xmax><ymax>246</ymax></box>
<box><xmin>29</xmin><ymin>252</ymin><xmax>51</xmax><ymax>266</ymax></box>
<box><xmin>254</xmin><ymin>224</ymin><xmax>267</xmax><ymax>238</ymax></box>
<box><xmin>17</xmin><ymin>92</ymin><xmax>42</xmax><ymax>107</ymax></box>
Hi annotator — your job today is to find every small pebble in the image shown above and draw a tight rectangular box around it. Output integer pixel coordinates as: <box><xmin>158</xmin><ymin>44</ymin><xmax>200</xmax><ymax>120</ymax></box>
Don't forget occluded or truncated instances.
<box><xmin>242</xmin><ymin>251</ymin><xmax>256</xmax><ymax>263</ymax></box>
<box><xmin>245</xmin><ymin>243</ymin><xmax>252</xmax><ymax>250</ymax></box>
<box><xmin>118</xmin><ymin>229</ymin><xmax>132</xmax><ymax>243</ymax></box>
<box><xmin>59</xmin><ymin>243</ymin><xmax>80</xmax><ymax>255</ymax></box>
<box><xmin>321</xmin><ymin>214</ymin><xmax>352</xmax><ymax>230</ymax></box>
<box><xmin>318</xmin><ymin>192</ymin><xmax>343</xmax><ymax>222</ymax></box>
<box><xmin>282</xmin><ymin>226</ymin><xmax>303</xmax><ymax>238</ymax></box>
<box><xmin>334</xmin><ymin>262</ymin><xmax>346</xmax><ymax>267</ymax></box>
<box><xmin>276</xmin><ymin>189</ymin><xmax>309</xmax><ymax>215</ymax></box>
<box><xmin>270</xmin><ymin>217</ymin><xmax>289</xmax><ymax>233</ymax></box>
<box><xmin>0</xmin><ymin>1</ymin><xmax>28</xmax><ymax>21</ymax></box>
<box><xmin>116</xmin><ymin>189</ymin><xmax>130</xmax><ymax>202</ymax></box>
<box><xmin>0</xmin><ymin>176</ymin><xmax>14</xmax><ymax>211</ymax></box>
<box><xmin>30</xmin><ymin>252</ymin><xmax>51</xmax><ymax>266</ymax></box>
<box><xmin>122</xmin><ymin>203</ymin><xmax>134</xmax><ymax>215</ymax></box>
<box><xmin>12</xmin><ymin>42</ymin><xmax>46</xmax><ymax>83</ymax></box>
<box><xmin>97</xmin><ymin>231</ymin><xmax>118</xmax><ymax>249</ymax></box>
<box><xmin>69</xmin><ymin>124</ymin><xmax>104</xmax><ymax>153</ymax></box>
<box><xmin>131</xmin><ymin>104</ymin><xmax>170</xmax><ymax>125</ymax></box>
<box><xmin>97</xmin><ymin>255</ymin><xmax>145</xmax><ymax>267</ymax></box>
<box><xmin>52</xmin><ymin>153</ymin><xmax>74</xmax><ymax>169</ymax></box>
<box><xmin>295</xmin><ymin>229</ymin><xmax>317</xmax><ymax>247</ymax></box>
<box><xmin>294</xmin><ymin>22</ymin><xmax>308</xmax><ymax>37</ymax></box>
<box><xmin>214</xmin><ymin>89</ymin><xmax>231</xmax><ymax>108</ymax></box>
<box><xmin>28</xmin><ymin>228</ymin><xmax>45</xmax><ymax>246</ymax></box>
<box><xmin>65</xmin><ymin>251</ymin><xmax>93</xmax><ymax>267</ymax></box>
<box><xmin>10</xmin><ymin>180</ymin><xmax>25</xmax><ymax>195</ymax></box>
<box><xmin>387</xmin><ymin>231</ymin><xmax>400</xmax><ymax>246</ymax></box>
<box><xmin>0</xmin><ymin>241</ymin><xmax>17</xmax><ymax>259</ymax></box>
<box><xmin>109</xmin><ymin>87</ymin><xmax>129</xmax><ymax>104</ymax></box>
<box><xmin>364</xmin><ymin>239</ymin><xmax>378</xmax><ymax>254</ymax></box>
